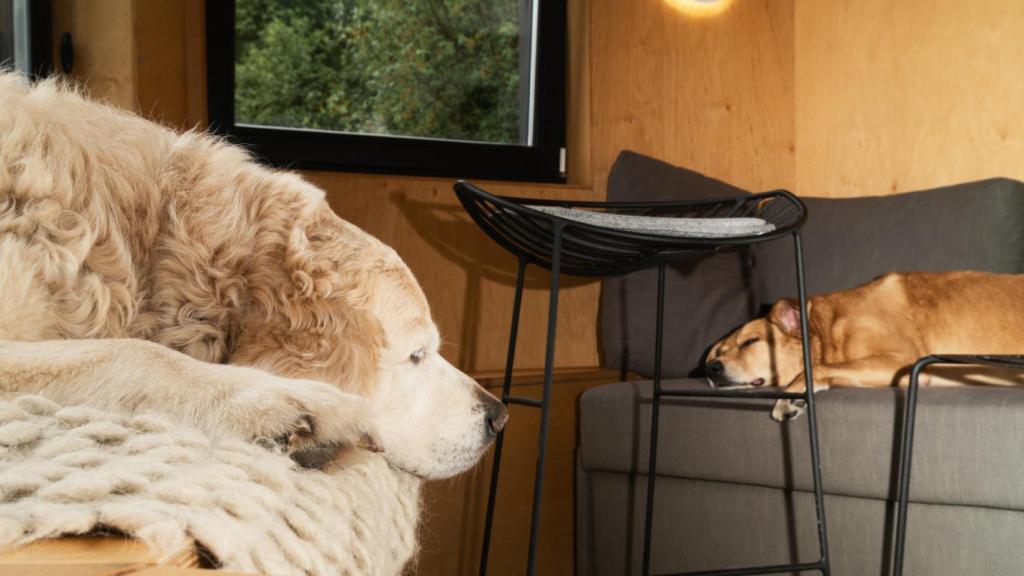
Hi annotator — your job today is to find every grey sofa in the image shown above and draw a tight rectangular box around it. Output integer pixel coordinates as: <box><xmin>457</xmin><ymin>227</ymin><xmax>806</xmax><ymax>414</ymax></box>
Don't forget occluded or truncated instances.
<box><xmin>576</xmin><ymin>151</ymin><xmax>1024</xmax><ymax>575</ymax></box>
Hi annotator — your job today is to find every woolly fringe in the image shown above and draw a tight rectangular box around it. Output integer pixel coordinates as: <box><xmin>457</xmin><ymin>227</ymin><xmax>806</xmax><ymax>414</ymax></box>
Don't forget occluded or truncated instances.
<box><xmin>0</xmin><ymin>395</ymin><xmax>421</xmax><ymax>575</ymax></box>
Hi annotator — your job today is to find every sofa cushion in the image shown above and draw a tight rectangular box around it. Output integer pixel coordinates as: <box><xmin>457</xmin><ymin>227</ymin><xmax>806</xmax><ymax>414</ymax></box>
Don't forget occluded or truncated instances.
<box><xmin>756</xmin><ymin>178</ymin><xmax>1024</xmax><ymax>303</ymax></box>
<box><xmin>579</xmin><ymin>379</ymin><xmax>1024</xmax><ymax>511</ymax></box>
<box><xmin>600</xmin><ymin>151</ymin><xmax>757</xmax><ymax>379</ymax></box>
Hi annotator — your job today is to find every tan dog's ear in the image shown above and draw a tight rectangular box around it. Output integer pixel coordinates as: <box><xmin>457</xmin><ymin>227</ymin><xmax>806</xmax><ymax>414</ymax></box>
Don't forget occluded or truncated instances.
<box><xmin>768</xmin><ymin>298</ymin><xmax>802</xmax><ymax>337</ymax></box>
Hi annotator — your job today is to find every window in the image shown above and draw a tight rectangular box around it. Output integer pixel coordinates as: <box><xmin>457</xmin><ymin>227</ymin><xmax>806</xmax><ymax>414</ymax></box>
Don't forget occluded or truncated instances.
<box><xmin>207</xmin><ymin>0</ymin><xmax>566</xmax><ymax>182</ymax></box>
<box><xmin>0</xmin><ymin>0</ymin><xmax>51</xmax><ymax>77</ymax></box>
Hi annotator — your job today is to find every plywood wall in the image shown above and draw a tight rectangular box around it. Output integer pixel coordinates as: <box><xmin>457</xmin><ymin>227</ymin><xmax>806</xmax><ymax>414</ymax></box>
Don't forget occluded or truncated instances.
<box><xmin>51</xmin><ymin>0</ymin><xmax>136</xmax><ymax>108</ymax></box>
<box><xmin>589</xmin><ymin>0</ymin><xmax>1024</xmax><ymax>199</ymax></box>
<box><xmin>794</xmin><ymin>0</ymin><xmax>1024</xmax><ymax>197</ymax></box>
<box><xmin>590</xmin><ymin>0</ymin><xmax>796</xmax><ymax>196</ymax></box>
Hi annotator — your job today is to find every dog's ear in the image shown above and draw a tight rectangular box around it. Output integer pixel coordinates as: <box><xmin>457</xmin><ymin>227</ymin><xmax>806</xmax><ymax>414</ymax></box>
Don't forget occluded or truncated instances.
<box><xmin>238</xmin><ymin>221</ymin><xmax>385</xmax><ymax>394</ymax></box>
<box><xmin>283</xmin><ymin>220</ymin><xmax>345</xmax><ymax>301</ymax></box>
<box><xmin>768</xmin><ymin>298</ymin><xmax>802</xmax><ymax>337</ymax></box>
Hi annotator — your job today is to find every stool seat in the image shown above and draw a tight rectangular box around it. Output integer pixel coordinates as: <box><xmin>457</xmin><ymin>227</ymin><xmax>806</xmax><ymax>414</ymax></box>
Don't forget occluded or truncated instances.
<box><xmin>454</xmin><ymin>180</ymin><xmax>806</xmax><ymax>276</ymax></box>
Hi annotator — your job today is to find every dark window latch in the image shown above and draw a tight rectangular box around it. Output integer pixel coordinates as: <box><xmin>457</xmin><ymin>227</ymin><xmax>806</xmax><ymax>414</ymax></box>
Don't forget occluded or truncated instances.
<box><xmin>60</xmin><ymin>32</ymin><xmax>73</xmax><ymax>74</ymax></box>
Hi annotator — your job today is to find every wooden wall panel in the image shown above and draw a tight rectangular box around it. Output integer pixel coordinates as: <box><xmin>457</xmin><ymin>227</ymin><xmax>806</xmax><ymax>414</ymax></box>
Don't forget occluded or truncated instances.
<box><xmin>52</xmin><ymin>0</ymin><xmax>136</xmax><ymax>108</ymax></box>
<box><xmin>590</xmin><ymin>0</ymin><xmax>796</xmax><ymax>196</ymax></box>
<box><xmin>795</xmin><ymin>0</ymin><xmax>1024</xmax><ymax>197</ymax></box>
<box><xmin>134</xmin><ymin>1</ymin><xmax>188</xmax><ymax>128</ymax></box>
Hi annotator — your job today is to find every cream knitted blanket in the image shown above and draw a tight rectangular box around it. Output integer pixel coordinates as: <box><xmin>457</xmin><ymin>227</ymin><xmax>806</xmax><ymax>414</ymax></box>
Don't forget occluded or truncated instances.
<box><xmin>0</xmin><ymin>395</ymin><xmax>421</xmax><ymax>575</ymax></box>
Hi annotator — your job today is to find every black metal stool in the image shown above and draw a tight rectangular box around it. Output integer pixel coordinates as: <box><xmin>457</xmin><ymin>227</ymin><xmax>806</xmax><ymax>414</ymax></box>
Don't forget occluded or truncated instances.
<box><xmin>892</xmin><ymin>354</ymin><xmax>1024</xmax><ymax>576</ymax></box>
<box><xmin>455</xmin><ymin>180</ymin><xmax>830</xmax><ymax>576</ymax></box>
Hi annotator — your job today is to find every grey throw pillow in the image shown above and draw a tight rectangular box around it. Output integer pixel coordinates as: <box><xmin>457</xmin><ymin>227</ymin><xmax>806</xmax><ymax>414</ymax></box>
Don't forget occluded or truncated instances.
<box><xmin>600</xmin><ymin>151</ymin><xmax>762</xmax><ymax>378</ymax></box>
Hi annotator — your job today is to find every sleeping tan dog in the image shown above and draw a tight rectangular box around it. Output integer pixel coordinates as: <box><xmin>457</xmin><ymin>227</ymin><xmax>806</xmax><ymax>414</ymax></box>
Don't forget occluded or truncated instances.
<box><xmin>705</xmin><ymin>270</ymin><xmax>1024</xmax><ymax>421</ymax></box>
<box><xmin>0</xmin><ymin>73</ymin><xmax>507</xmax><ymax>479</ymax></box>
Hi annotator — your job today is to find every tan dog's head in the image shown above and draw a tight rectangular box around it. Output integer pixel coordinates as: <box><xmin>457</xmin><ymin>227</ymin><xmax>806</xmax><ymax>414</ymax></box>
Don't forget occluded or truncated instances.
<box><xmin>704</xmin><ymin>299</ymin><xmax>806</xmax><ymax>389</ymax></box>
<box><xmin>232</xmin><ymin>188</ymin><xmax>507</xmax><ymax>479</ymax></box>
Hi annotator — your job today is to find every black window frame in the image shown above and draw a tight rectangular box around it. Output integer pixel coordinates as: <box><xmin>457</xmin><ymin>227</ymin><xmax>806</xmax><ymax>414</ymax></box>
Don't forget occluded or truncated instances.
<box><xmin>206</xmin><ymin>0</ymin><xmax>567</xmax><ymax>183</ymax></box>
<box><xmin>0</xmin><ymin>0</ymin><xmax>52</xmax><ymax>78</ymax></box>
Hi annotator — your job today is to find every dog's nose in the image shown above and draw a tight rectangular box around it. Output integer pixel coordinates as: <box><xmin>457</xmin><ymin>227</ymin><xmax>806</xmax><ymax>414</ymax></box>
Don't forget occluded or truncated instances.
<box><xmin>477</xmin><ymin>390</ymin><xmax>509</xmax><ymax>436</ymax></box>
<box><xmin>708</xmin><ymin>360</ymin><xmax>724</xmax><ymax>376</ymax></box>
<box><xmin>486</xmin><ymin>402</ymin><xmax>509</xmax><ymax>435</ymax></box>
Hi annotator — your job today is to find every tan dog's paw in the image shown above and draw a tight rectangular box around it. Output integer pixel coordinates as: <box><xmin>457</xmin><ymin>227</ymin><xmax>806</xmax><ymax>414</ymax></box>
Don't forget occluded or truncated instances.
<box><xmin>227</xmin><ymin>374</ymin><xmax>381</xmax><ymax>454</ymax></box>
<box><xmin>770</xmin><ymin>398</ymin><xmax>807</xmax><ymax>422</ymax></box>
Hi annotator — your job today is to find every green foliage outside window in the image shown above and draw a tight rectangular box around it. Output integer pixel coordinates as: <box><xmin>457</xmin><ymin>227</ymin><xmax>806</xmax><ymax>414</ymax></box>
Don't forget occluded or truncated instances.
<box><xmin>235</xmin><ymin>0</ymin><xmax>523</xmax><ymax>144</ymax></box>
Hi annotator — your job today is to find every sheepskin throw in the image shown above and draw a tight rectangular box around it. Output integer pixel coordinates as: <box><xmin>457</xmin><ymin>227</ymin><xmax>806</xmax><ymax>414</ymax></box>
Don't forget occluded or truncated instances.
<box><xmin>526</xmin><ymin>205</ymin><xmax>775</xmax><ymax>238</ymax></box>
<box><xmin>0</xmin><ymin>395</ymin><xmax>421</xmax><ymax>576</ymax></box>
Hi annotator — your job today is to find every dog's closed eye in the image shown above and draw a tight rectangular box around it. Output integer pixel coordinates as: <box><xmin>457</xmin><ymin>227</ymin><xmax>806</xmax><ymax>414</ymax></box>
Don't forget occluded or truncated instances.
<box><xmin>739</xmin><ymin>337</ymin><xmax>759</xmax><ymax>348</ymax></box>
<box><xmin>410</xmin><ymin>349</ymin><xmax>425</xmax><ymax>365</ymax></box>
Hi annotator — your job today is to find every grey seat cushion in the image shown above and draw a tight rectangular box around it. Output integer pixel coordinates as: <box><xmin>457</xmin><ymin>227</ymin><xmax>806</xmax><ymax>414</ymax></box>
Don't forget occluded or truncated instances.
<box><xmin>526</xmin><ymin>205</ymin><xmax>775</xmax><ymax>238</ymax></box>
<box><xmin>579</xmin><ymin>380</ymin><xmax>1024</xmax><ymax>511</ymax></box>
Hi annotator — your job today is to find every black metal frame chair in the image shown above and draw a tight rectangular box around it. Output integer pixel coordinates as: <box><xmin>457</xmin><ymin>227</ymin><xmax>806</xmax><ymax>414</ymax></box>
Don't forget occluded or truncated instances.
<box><xmin>892</xmin><ymin>354</ymin><xmax>1024</xmax><ymax>576</ymax></box>
<box><xmin>454</xmin><ymin>180</ymin><xmax>831</xmax><ymax>576</ymax></box>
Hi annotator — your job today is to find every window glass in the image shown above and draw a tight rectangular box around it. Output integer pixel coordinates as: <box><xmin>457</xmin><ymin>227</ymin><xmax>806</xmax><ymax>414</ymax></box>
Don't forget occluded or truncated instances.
<box><xmin>234</xmin><ymin>0</ymin><xmax>533</xmax><ymax>146</ymax></box>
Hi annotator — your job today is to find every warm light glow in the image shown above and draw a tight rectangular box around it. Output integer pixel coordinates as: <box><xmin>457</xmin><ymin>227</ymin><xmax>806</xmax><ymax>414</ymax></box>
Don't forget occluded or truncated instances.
<box><xmin>666</xmin><ymin>0</ymin><xmax>734</xmax><ymax>18</ymax></box>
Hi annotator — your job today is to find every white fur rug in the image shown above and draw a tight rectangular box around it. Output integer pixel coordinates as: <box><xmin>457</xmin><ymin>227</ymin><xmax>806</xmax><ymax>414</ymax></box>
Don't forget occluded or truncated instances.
<box><xmin>0</xmin><ymin>395</ymin><xmax>421</xmax><ymax>575</ymax></box>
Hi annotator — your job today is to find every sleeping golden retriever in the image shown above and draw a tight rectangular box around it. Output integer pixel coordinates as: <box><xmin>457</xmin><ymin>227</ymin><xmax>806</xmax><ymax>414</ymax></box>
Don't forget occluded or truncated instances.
<box><xmin>705</xmin><ymin>270</ymin><xmax>1024</xmax><ymax>421</ymax></box>
<box><xmin>0</xmin><ymin>73</ymin><xmax>507</xmax><ymax>479</ymax></box>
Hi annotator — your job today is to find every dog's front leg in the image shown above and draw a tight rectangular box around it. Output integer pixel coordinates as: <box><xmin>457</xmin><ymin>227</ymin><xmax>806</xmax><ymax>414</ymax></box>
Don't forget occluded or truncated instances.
<box><xmin>770</xmin><ymin>354</ymin><xmax>915</xmax><ymax>421</ymax></box>
<box><xmin>0</xmin><ymin>338</ymin><xmax>379</xmax><ymax>452</ymax></box>
<box><xmin>770</xmin><ymin>371</ymin><xmax>829</xmax><ymax>422</ymax></box>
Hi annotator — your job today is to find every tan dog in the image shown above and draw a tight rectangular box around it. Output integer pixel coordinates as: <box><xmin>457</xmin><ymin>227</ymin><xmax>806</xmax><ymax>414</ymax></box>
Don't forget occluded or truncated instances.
<box><xmin>705</xmin><ymin>271</ymin><xmax>1024</xmax><ymax>421</ymax></box>
<box><xmin>0</xmin><ymin>73</ymin><xmax>507</xmax><ymax>479</ymax></box>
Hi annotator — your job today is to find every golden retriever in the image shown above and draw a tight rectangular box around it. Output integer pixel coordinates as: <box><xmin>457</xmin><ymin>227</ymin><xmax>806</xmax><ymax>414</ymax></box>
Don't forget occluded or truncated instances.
<box><xmin>0</xmin><ymin>73</ymin><xmax>507</xmax><ymax>479</ymax></box>
<box><xmin>705</xmin><ymin>271</ymin><xmax>1024</xmax><ymax>421</ymax></box>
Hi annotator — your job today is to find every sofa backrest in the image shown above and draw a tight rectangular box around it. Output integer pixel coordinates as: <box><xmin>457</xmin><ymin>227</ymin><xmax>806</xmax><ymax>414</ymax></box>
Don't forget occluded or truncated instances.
<box><xmin>756</xmin><ymin>179</ymin><xmax>1024</xmax><ymax>303</ymax></box>
<box><xmin>600</xmin><ymin>151</ymin><xmax>1024</xmax><ymax>379</ymax></box>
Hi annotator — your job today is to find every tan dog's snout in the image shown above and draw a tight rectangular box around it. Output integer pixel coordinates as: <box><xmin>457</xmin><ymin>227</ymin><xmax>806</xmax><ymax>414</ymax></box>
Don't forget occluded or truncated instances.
<box><xmin>705</xmin><ymin>356</ymin><xmax>765</xmax><ymax>389</ymax></box>
<box><xmin>706</xmin><ymin>359</ymin><xmax>725</xmax><ymax>378</ymax></box>
<box><xmin>705</xmin><ymin>358</ymin><xmax>738</xmax><ymax>388</ymax></box>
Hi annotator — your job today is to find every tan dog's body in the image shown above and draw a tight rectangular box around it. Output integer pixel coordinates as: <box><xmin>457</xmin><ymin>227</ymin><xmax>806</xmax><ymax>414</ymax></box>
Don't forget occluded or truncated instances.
<box><xmin>0</xmin><ymin>73</ymin><xmax>506</xmax><ymax>480</ymax></box>
<box><xmin>706</xmin><ymin>271</ymin><xmax>1024</xmax><ymax>420</ymax></box>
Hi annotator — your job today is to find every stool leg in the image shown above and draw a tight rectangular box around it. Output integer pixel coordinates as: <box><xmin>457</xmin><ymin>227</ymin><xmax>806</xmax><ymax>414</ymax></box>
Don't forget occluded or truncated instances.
<box><xmin>527</xmin><ymin>224</ymin><xmax>564</xmax><ymax>576</ymax></box>
<box><xmin>642</xmin><ymin>264</ymin><xmax>668</xmax><ymax>576</ymax></box>
<box><xmin>892</xmin><ymin>356</ymin><xmax>935</xmax><ymax>576</ymax></box>
<box><xmin>479</xmin><ymin>258</ymin><xmax>528</xmax><ymax>576</ymax></box>
<box><xmin>794</xmin><ymin>231</ymin><xmax>831</xmax><ymax>575</ymax></box>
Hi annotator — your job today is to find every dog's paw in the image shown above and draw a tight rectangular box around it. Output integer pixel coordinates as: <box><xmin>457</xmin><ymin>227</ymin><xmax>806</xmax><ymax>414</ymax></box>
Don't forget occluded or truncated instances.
<box><xmin>770</xmin><ymin>399</ymin><xmax>807</xmax><ymax>422</ymax></box>
<box><xmin>227</xmin><ymin>373</ymin><xmax>381</xmax><ymax>454</ymax></box>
